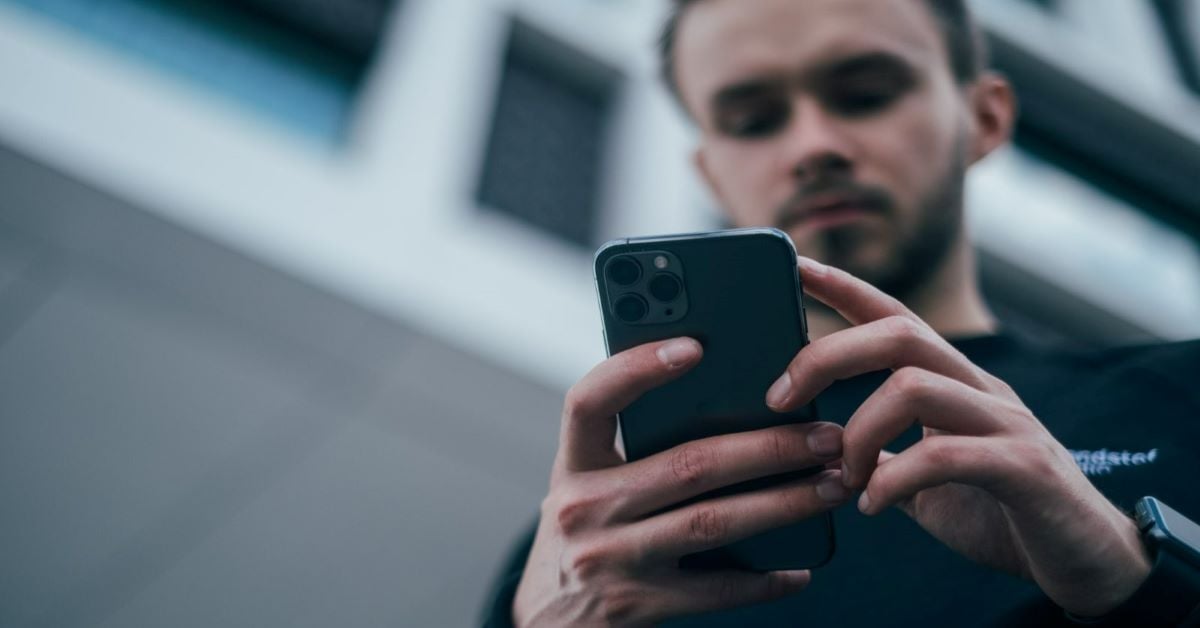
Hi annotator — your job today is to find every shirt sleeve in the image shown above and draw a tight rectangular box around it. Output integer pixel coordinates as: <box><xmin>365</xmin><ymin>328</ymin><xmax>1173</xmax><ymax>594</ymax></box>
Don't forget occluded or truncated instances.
<box><xmin>480</xmin><ymin>521</ymin><xmax>536</xmax><ymax>628</ymax></box>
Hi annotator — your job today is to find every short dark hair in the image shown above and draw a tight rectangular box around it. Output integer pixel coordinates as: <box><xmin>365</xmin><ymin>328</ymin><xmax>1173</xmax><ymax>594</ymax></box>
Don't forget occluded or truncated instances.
<box><xmin>658</xmin><ymin>0</ymin><xmax>989</xmax><ymax>110</ymax></box>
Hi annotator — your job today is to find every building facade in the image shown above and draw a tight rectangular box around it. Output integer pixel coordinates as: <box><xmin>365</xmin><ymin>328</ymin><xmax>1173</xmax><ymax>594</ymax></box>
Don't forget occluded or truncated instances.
<box><xmin>0</xmin><ymin>0</ymin><xmax>1198</xmax><ymax>625</ymax></box>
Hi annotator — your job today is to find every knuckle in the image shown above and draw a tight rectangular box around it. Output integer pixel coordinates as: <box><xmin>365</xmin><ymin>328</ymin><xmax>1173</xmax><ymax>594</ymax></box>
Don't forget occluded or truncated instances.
<box><xmin>865</xmin><ymin>468</ymin><xmax>891</xmax><ymax>501</ymax></box>
<box><xmin>792</xmin><ymin>342</ymin><xmax>825</xmax><ymax>379</ymax></box>
<box><xmin>889</xmin><ymin>366</ymin><xmax>936</xmax><ymax>400</ymax></box>
<box><xmin>616</xmin><ymin>349</ymin><xmax>657</xmax><ymax>383</ymax></box>
<box><xmin>562</xmin><ymin>385</ymin><xmax>593</xmax><ymax>422</ymax></box>
<box><xmin>1000</xmin><ymin>398</ymin><xmax>1039</xmax><ymax>430</ymax></box>
<box><xmin>551</xmin><ymin>489</ymin><xmax>604</xmax><ymax>536</ymax></box>
<box><xmin>841</xmin><ymin>424</ymin><xmax>867</xmax><ymax>460</ymax></box>
<box><xmin>597</xmin><ymin>585</ymin><xmax>642</xmax><ymax>624</ymax></box>
<box><xmin>923</xmin><ymin>436</ymin><xmax>962</xmax><ymax>468</ymax></box>
<box><xmin>785</xmin><ymin>353</ymin><xmax>808</xmax><ymax>383</ymax></box>
<box><xmin>990</xmin><ymin>375</ymin><xmax>1018</xmax><ymax>399</ymax></box>
<box><xmin>762</xmin><ymin>428</ymin><xmax>802</xmax><ymax>467</ymax></box>
<box><xmin>669</xmin><ymin>443</ymin><xmax>715</xmax><ymax>488</ymax></box>
<box><xmin>687</xmin><ymin>506</ymin><xmax>729</xmax><ymax>545</ymax></box>
<box><xmin>779</xmin><ymin>483</ymin><xmax>820</xmax><ymax>520</ymax></box>
<box><xmin>1007</xmin><ymin>437</ymin><xmax>1060</xmax><ymax>477</ymax></box>
<box><xmin>564</xmin><ymin>540</ymin><xmax>619</xmax><ymax>582</ymax></box>
<box><xmin>883</xmin><ymin>315</ymin><xmax>925</xmax><ymax>346</ymax></box>
<box><xmin>713</xmin><ymin>573</ymin><xmax>744</xmax><ymax>607</ymax></box>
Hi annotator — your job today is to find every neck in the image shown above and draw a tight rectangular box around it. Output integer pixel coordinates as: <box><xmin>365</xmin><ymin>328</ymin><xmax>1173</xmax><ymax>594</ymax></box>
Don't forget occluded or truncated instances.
<box><xmin>806</xmin><ymin>236</ymin><xmax>997</xmax><ymax>341</ymax></box>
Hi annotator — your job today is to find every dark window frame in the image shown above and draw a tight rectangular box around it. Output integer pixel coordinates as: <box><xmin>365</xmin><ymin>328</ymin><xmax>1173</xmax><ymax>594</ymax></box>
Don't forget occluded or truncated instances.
<box><xmin>474</xmin><ymin>20</ymin><xmax>623</xmax><ymax>248</ymax></box>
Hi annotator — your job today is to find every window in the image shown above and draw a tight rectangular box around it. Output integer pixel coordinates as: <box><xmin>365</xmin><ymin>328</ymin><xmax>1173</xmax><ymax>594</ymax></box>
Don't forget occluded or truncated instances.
<box><xmin>476</xmin><ymin>22</ymin><xmax>620</xmax><ymax>247</ymax></box>
<box><xmin>5</xmin><ymin>0</ymin><xmax>398</xmax><ymax>144</ymax></box>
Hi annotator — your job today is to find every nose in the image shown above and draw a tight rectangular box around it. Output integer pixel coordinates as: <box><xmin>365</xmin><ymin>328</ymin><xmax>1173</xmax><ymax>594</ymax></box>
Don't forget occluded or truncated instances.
<box><xmin>782</xmin><ymin>97</ymin><xmax>856</xmax><ymax>185</ymax></box>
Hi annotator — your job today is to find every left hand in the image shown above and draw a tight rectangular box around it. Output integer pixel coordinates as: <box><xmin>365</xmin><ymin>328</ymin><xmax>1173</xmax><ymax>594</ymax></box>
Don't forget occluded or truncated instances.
<box><xmin>765</xmin><ymin>256</ymin><xmax>1151</xmax><ymax>617</ymax></box>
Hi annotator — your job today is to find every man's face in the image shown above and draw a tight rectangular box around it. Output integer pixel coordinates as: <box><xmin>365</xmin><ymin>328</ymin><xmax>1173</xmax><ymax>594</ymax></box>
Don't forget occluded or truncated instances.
<box><xmin>675</xmin><ymin>0</ymin><xmax>973</xmax><ymax>297</ymax></box>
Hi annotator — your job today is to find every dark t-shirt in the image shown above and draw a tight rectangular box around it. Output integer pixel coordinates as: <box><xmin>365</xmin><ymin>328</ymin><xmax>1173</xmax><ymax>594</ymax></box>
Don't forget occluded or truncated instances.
<box><xmin>483</xmin><ymin>335</ymin><xmax>1200</xmax><ymax>626</ymax></box>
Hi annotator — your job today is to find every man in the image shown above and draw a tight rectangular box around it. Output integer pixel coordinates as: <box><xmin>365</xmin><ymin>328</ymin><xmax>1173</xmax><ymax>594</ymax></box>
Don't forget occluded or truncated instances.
<box><xmin>484</xmin><ymin>0</ymin><xmax>1200</xmax><ymax>625</ymax></box>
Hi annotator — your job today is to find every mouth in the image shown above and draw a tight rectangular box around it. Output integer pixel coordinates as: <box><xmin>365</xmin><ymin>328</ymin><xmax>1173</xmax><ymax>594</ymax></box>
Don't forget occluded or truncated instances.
<box><xmin>778</xmin><ymin>194</ymin><xmax>884</xmax><ymax>234</ymax></box>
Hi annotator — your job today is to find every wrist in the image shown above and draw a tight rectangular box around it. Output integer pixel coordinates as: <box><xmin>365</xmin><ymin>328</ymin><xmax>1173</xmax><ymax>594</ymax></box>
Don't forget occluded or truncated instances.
<box><xmin>1063</xmin><ymin>513</ymin><xmax>1153</xmax><ymax>618</ymax></box>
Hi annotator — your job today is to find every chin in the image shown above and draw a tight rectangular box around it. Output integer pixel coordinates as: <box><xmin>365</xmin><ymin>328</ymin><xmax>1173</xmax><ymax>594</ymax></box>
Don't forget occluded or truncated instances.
<box><xmin>795</xmin><ymin>226</ymin><xmax>892</xmax><ymax>274</ymax></box>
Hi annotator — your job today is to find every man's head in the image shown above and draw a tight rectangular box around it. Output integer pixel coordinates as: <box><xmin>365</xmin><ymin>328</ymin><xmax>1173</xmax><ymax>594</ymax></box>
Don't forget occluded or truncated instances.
<box><xmin>660</xmin><ymin>0</ymin><xmax>1015</xmax><ymax>300</ymax></box>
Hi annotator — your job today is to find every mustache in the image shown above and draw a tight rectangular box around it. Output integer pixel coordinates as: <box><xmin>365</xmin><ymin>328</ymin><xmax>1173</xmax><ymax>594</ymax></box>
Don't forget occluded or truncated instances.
<box><xmin>772</xmin><ymin>181</ymin><xmax>895</xmax><ymax>230</ymax></box>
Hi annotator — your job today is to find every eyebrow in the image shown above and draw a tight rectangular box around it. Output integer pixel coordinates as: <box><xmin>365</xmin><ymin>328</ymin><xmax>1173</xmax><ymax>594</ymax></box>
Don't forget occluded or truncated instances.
<box><xmin>711</xmin><ymin>78</ymin><xmax>786</xmax><ymax>112</ymax></box>
<box><xmin>817</xmin><ymin>51</ymin><xmax>917</xmax><ymax>82</ymax></box>
<box><xmin>708</xmin><ymin>51</ymin><xmax>918</xmax><ymax>111</ymax></box>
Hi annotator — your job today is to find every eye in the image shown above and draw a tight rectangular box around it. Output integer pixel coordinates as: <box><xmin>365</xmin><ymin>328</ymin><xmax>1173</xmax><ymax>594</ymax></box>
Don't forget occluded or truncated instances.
<box><xmin>716</xmin><ymin>98</ymin><xmax>790</xmax><ymax>139</ymax></box>
<box><xmin>823</xmin><ymin>73</ymin><xmax>914</xmax><ymax>117</ymax></box>
<box><xmin>826</xmin><ymin>87</ymin><xmax>901</xmax><ymax>115</ymax></box>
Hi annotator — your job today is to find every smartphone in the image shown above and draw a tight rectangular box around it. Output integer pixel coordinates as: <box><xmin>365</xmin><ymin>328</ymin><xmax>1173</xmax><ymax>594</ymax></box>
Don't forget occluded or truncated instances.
<box><xmin>594</xmin><ymin>227</ymin><xmax>835</xmax><ymax>571</ymax></box>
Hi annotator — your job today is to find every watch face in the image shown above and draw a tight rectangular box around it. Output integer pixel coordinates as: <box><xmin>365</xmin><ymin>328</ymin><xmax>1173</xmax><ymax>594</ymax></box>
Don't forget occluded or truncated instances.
<box><xmin>1163</xmin><ymin>505</ymin><xmax>1200</xmax><ymax>552</ymax></box>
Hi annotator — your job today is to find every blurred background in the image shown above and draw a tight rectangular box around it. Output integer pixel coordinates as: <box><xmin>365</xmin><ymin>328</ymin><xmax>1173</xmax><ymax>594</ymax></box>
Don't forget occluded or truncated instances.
<box><xmin>1</xmin><ymin>0</ymin><xmax>1198</xmax><ymax>625</ymax></box>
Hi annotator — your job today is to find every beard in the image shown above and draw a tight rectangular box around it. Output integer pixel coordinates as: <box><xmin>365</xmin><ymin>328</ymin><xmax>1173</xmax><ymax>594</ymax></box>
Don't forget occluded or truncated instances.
<box><xmin>777</xmin><ymin>141</ymin><xmax>968</xmax><ymax>302</ymax></box>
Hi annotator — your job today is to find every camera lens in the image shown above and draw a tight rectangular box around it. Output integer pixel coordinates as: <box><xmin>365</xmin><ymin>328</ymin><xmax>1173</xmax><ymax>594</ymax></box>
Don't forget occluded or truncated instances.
<box><xmin>606</xmin><ymin>257</ymin><xmax>642</xmax><ymax>286</ymax></box>
<box><xmin>614</xmin><ymin>294</ymin><xmax>648</xmax><ymax>323</ymax></box>
<box><xmin>648</xmin><ymin>273</ymin><xmax>682</xmax><ymax>302</ymax></box>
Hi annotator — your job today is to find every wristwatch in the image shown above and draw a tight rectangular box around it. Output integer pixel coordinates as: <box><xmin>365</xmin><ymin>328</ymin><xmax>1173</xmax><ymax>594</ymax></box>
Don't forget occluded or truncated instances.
<box><xmin>1075</xmin><ymin>497</ymin><xmax>1200</xmax><ymax>626</ymax></box>
<box><xmin>1133</xmin><ymin>498</ymin><xmax>1200</xmax><ymax>624</ymax></box>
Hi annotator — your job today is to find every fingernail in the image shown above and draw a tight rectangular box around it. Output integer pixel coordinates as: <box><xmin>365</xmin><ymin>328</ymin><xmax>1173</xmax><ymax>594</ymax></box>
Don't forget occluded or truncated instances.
<box><xmin>816</xmin><ymin>475</ymin><xmax>848</xmax><ymax>502</ymax></box>
<box><xmin>841</xmin><ymin>461</ymin><xmax>851</xmax><ymax>487</ymax></box>
<box><xmin>857</xmin><ymin>491</ymin><xmax>872</xmax><ymax>514</ymax></box>
<box><xmin>766</xmin><ymin>372</ymin><xmax>791</xmax><ymax>409</ymax></box>
<box><xmin>657</xmin><ymin>338</ymin><xmax>698</xmax><ymax>368</ymax></box>
<box><xmin>797</xmin><ymin>256</ymin><xmax>829</xmax><ymax>276</ymax></box>
<box><xmin>806</xmin><ymin>424</ymin><xmax>842</xmax><ymax>457</ymax></box>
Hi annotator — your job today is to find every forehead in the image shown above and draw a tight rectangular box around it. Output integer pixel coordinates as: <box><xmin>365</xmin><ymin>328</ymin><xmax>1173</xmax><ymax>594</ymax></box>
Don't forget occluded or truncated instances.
<box><xmin>674</xmin><ymin>0</ymin><xmax>948</xmax><ymax>111</ymax></box>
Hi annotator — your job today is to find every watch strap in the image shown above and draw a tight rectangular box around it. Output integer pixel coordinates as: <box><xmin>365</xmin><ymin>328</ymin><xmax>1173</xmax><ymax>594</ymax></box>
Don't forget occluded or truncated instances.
<box><xmin>1070</xmin><ymin>548</ymin><xmax>1200</xmax><ymax>626</ymax></box>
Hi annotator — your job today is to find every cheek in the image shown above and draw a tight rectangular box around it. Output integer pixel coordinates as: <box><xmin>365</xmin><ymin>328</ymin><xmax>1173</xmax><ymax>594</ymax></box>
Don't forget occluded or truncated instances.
<box><xmin>864</xmin><ymin>98</ymin><xmax>960</xmax><ymax>208</ymax></box>
<box><xmin>703</xmin><ymin>141</ymin><xmax>788</xmax><ymax>224</ymax></box>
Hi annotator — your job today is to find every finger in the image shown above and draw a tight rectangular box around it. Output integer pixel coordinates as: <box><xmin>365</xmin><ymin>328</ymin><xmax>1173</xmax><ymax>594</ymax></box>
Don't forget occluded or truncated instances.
<box><xmin>624</xmin><ymin>469</ymin><xmax>848</xmax><ymax>561</ymax></box>
<box><xmin>858</xmin><ymin>435</ymin><xmax>1010</xmax><ymax>515</ymax></box>
<box><xmin>766</xmin><ymin>316</ymin><xmax>989</xmax><ymax>412</ymax></box>
<box><xmin>841</xmin><ymin>368</ymin><xmax>1011</xmax><ymax>489</ymax></box>
<box><xmin>609</xmin><ymin>422</ymin><xmax>845</xmax><ymax>518</ymax></box>
<box><xmin>649</xmin><ymin>569</ymin><xmax>811</xmax><ymax>621</ymax></box>
<box><xmin>561</xmin><ymin>337</ymin><xmax>702</xmax><ymax>471</ymax></box>
<box><xmin>797</xmin><ymin>256</ymin><xmax>914</xmax><ymax>325</ymax></box>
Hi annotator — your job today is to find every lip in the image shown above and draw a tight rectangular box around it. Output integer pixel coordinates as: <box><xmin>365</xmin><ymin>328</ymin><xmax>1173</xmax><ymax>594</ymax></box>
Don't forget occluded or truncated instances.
<box><xmin>780</xmin><ymin>193</ymin><xmax>883</xmax><ymax>232</ymax></box>
<box><xmin>802</xmin><ymin>205</ymin><xmax>872</xmax><ymax>231</ymax></box>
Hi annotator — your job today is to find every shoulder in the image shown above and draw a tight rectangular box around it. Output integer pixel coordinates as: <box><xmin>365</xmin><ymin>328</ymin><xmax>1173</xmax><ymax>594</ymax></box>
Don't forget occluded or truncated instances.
<box><xmin>1031</xmin><ymin>339</ymin><xmax>1200</xmax><ymax>513</ymax></box>
<box><xmin>1089</xmin><ymin>339</ymin><xmax>1200</xmax><ymax>406</ymax></box>
<box><xmin>1099</xmin><ymin>337</ymin><xmax>1200</xmax><ymax>368</ymax></box>
<box><xmin>1030</xmin><ymin>337</ymin><xmax>1200</xmax><ymax>423</ymax></box>
<box><xmin>960</xmin><ymin>335</ymin><xmax>1199</xmax><ymax>412</ymax></box>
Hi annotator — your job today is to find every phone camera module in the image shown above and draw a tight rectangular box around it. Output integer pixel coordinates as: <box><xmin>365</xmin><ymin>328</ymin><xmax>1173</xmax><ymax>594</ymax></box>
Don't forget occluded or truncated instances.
<box><xmin>607</xmin><ymin>257</ymin><xmax>642</xmax><ymax>286</ymax></box>
<box><xmin>614</xmin><ymin>294</ymin><xmax>649</xmax><ymax>323</ymax></box>
<box><xmin>648</xmin><ymin>273</ymin><xmax>682</xmax><ymax>303</ymax></box>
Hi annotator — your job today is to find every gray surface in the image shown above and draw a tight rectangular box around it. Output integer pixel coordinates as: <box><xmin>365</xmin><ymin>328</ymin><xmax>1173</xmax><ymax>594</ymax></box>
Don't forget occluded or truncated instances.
<box><xmin>0</xmin><ymin>145</ymin><xmax>560</xmax><ymax>627</ymax></box>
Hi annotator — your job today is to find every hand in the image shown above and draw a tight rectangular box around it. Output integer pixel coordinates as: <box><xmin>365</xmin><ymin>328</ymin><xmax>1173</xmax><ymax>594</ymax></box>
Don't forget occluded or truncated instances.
<box><xmin>765</xmin><ymin>257</ymin><xmax>1152</xmax><ymax>617</ymax></box>
<box><xmin>513</xmin><ymin>337</ymin><xmax>850</xmax><ymax>627</ymax></box>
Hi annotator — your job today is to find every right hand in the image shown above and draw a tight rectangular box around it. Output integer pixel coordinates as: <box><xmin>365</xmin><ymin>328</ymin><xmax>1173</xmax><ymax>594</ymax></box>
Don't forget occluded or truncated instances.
<box><xmin>512</xmin><ymin>337</ymin><xmax>850</xmax><ymax>627</ymax></box>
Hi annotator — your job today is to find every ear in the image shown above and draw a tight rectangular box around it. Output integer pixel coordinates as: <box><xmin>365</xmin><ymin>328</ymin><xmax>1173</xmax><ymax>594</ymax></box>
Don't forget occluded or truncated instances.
<box><xmin>966</xmin><ymin>72</ymin><xmax>1017</xmax><ymax>165</ymax></box>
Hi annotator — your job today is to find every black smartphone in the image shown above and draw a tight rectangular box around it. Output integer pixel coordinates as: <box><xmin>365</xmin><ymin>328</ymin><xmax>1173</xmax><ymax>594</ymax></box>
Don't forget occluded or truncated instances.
<box><xmin>594</xmin><ymin>227</ymin><xmax>835</xmax><ymax>571</ymax></box>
